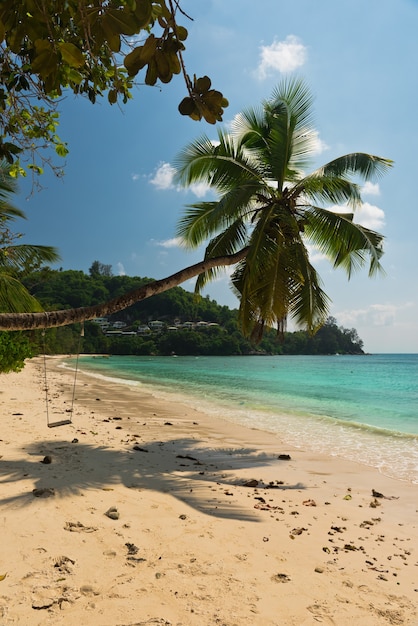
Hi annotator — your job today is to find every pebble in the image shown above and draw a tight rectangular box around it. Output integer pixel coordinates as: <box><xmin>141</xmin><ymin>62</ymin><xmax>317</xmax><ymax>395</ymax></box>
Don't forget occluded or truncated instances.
<box><xmin>105</xmin><ymin>506</ymin><xmax>120</xmax><ymax>520</ymax></box>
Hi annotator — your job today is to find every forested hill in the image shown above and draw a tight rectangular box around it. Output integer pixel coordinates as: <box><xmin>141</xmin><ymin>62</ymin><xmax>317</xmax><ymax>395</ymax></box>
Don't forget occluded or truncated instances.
<box><xmin>20</xmin><ymin>265</ymin><xmax>365</xmax><ymax>357</ymax></box>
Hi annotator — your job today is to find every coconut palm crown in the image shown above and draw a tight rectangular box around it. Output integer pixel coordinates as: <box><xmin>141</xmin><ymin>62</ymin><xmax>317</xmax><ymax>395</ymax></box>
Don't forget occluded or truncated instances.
<box><xmin>175</xmin><ymin>77</ymin><xmax>393</xmax><ymax>341</ymax></box>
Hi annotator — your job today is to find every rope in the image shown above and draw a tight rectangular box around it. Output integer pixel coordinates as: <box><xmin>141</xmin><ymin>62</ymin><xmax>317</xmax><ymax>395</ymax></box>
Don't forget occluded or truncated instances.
<box><xmin>43</xmin><ymin>320</ymin><xmax>84</xmax><ymax>428</ymax></box>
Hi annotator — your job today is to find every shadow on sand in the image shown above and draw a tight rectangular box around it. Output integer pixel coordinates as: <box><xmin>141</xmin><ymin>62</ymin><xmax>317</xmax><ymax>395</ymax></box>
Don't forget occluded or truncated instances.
<box><xmin>0</xmin><ymin>437</ymin><xmax>306</xmax><ymax>521</ymax></box>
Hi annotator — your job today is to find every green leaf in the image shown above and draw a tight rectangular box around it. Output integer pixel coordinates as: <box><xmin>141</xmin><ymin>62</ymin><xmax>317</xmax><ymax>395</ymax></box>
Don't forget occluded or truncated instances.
<box><xmin>55</xmin><ymin>143</ymin><xmax>69</xmax><ymax>157</ymax></box>
<box><xmin>59</xmin><ymin>43</ymin><xmax>84</xmax><ymax>68</ymax></box>
<box><xmin>106</xmin><ymin>8</ymin><xmax>140</xmax><ymax>36</ymax></box>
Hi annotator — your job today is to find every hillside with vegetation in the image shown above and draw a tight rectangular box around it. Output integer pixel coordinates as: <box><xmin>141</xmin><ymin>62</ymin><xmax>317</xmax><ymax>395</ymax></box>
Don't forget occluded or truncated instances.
<box><xmin>8</xmin><ymin>262</ymin><xmax>366</xmax><ymax>363</ymax></box>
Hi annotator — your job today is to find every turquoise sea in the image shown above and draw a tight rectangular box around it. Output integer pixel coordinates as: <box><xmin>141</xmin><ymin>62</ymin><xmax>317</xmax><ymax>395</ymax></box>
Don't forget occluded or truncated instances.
<box><xmin>69</xmin><ymin>354</ymin><xmax>418</xmax><ymax>484</ymax></box>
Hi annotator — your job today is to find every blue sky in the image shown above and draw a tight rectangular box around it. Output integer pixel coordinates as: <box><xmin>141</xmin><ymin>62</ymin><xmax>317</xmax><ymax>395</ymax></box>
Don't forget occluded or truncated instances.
<box><xmin>16</xmin><ymin>0</ymin><xmax>418</xmax><ymax>353</ymax></box>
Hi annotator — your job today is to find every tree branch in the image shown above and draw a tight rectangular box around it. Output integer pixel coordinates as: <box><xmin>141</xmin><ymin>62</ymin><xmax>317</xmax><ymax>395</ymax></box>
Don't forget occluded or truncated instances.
<box><xmin>0</xmin><ymin>248</ymin><xmax>248</xmax><ymax>331</ymax></box>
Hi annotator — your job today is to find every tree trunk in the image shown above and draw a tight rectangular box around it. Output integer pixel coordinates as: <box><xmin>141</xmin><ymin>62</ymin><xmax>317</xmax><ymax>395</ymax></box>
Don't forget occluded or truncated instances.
<box><xmin>0</xmin><ymin>249</ymin><xmax>248</xmax><ymax>331</ymax></box>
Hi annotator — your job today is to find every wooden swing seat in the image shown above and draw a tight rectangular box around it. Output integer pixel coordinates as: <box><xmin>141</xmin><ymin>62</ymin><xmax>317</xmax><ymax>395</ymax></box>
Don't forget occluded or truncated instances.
<box><xmin>47</xmin><ymin>419</ymin><xmax>72</xmax><ymax>428</ymax></box>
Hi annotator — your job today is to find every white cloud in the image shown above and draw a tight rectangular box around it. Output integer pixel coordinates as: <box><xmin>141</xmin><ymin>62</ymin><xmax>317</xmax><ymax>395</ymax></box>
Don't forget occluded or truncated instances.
<box><xmin>131</xmin><ymin>173</ymin><xmax>140</xmax><ymax>181</ymax></box>
<box><xmin>257</xmin><ymin>35</ymin><xmax>307</xmax><ymax>78</ymax></box>
<box><xmin>149</xmin><ymin>162</ymin><xmax>211</xmax><ymax>198</ymax></box>
<box><xmin>188</xmin><ymin>181</ymin><xmax>212</xmax><ymax>198</ymax></box>
<box><xmin>149</xmin><ymin>162</ymin><xmax>176</xmax><ymax>190</ymax></box>
<box><xmin>354</xmin><ymin>202</ymin><xmax>385</xmax><ymax>230</ymax></box>
<box><xmin>362</xmin><ymin>181</ymin><xmax>380</xmax><ymax>196</ymax></box>
<box><xmin>336</xmin><ymin>302</ymin><xmax>414</xmax><ymax>328</ymax></box>
<box><xmin>328</xmin><ymin>200</ymin><xmax>385</xmax><ymax>231</ymax></box>
<box><xmin>116</xmin><ymin>262</ymin><xmax>126</xmax><ymax>276</ymax></box>
<box><xmin>311</xmin><ymin>131</ymin><xmax>329</xmax><ymax>156</ymax></box>
<box><xmin>154</xmin><ymin>237</ymin><xmax>184</xmax><ymax>249</ymax></box>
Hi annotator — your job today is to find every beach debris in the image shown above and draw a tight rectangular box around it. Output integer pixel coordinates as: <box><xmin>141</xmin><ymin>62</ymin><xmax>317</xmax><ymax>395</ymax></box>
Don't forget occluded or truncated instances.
<box><xmin>330</xmin><ymin>525</ymin><xmax>346</xmax><ymax>533</ymax></box>
<box><xmin>40</xmin><ymin>455</ymin><xmax>52</xmax><ymax>464</ymax></box>
<box><xmin>372</xmin><ymin>489</ymin><xmax>384</xmax><ymax>498</ymax></box>
<box><xmin>314</xmin><ymin>567</ymin><xmax>324</xmax><ymax>574</ymax></box>
<box><xmin>271</xmin><ymin>573</ymin><xmax>291</xmax><ymax>583</ymax></box>
<box><xmin>303</xmin><ymin>499</ymin><xmax>317</xmax><ymax>506</ymax></box>
<box><xmin>125</xmin><ymin>543</ymin><xmax>139</xmax><ymax>556</ymax></box>
<box><xmin>53</xmin><ymin>555</ymin><xmax>75</xmax><ymax>574</ymax></box>
<box><xmin>133</xmin><ymin>445</ymin><xmax>148</xmax><ymax>452</ymax></box>
<box><xmin>254</xmin><ymin>502</ymin><xmax>284</xmax><ymax>512</ymax></box>
<box><xmin>0</xmin><ymin>573</ymin><xmax>7</xmax><ymax>581</ymax></box>
<box><xmin>360</xmin><ymin>519</ymin><xmax>375</xmax><ymax>529</ymax></box>
<box><xmin>277</xmin><ymin>454</ymin><xmax>291</xmax><ymax>460</ymax></box>
<box><xmin>265</xmin><ymin>480</ymin><xmax>284</xmax><ymax>488</ymax></box>
<box><xmin>176</xmin><ymin>454</ymin><xmax>201</xmax><ymax>463</ymax></box>
<box><xmin>343</xmin><ymin>544</ymin><xmax>359</xmax><ymax>551</ymax></box>
<box><xmin>370</xmin><ymin>498</ymin><xmax>382</xmax><ymax>508</ymax></box>
<box><xmin>32</xmin><ymin>590</ymin><xmax>55</xmax><ymax>610</ymax></box>
<box><xmin>243</xmin><ymin>479</ymin><xmax>259</xmax><ymax>487</ymax></box>
<box><xmin>343</xmin><ymin>494</ymin><xmax>352</xmax><ymax>500</ymax></box>
<box><xmin>80</xmin><ymin>584</ymin><xmax>100</xmax><ymax>596</ymax></box>
<box><xmin>71</xmin><ymin>438</ymin><xmax>78</xmax><ymax>444</ymax></box>
<box><xmin>64</xmin><ymin>521</ymin><xmax>97</xmax><ymax>533</ymax></box>
<box><xmin>105</xmin><ymin>506</ymin><xmax>120</xmax><ymax>520</ymax></box>
<box><xmin>179</xmin><ymin>514</ymin><xmax>187</xmax><ymax>520</ymax></box>
<box><xmin>290</xmin><ymin>527</ymin><xmax>307</xmax><ymax>537</ymax></box>
<box><xmin>164</xmin><ymin>421</ymin><xmax>173</xmax><ymax>426</ymax></box>
<box><xmin>32</xmin><ymin>487</ymin><xmax>55</xmax><ymax>498</ymax></box>
<box><xmin>372</xmin><ymin>489</ymin><xmax>399</xmax><ymax>500</ymax></box>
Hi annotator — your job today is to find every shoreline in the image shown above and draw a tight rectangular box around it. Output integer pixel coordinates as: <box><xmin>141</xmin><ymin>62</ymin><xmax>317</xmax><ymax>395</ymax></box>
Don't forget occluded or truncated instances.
<box><xmin>0</xmin><ymin>356</ymin><xmax>417</xmax><ymax>625</ymax></box>
<box><xmin>65</xmin><ymin>354</ymin><xmax>418</xmax><ymax>486</ymax></box>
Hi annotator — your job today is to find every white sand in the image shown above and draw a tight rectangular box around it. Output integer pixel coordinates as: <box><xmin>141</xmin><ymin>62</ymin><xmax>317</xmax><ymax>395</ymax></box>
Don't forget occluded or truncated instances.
<box><xmin>0</xmin><ymin>356</ymin><xmax>417</xmax><ymax>625</ymax></box>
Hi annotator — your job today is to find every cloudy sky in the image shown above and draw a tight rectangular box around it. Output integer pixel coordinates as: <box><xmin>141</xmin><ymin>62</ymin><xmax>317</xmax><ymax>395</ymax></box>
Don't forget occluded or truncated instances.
<box><xmin>17</xmin><ymin>0</ymin><xmax>418</xmax><ymax>353</ymax></box>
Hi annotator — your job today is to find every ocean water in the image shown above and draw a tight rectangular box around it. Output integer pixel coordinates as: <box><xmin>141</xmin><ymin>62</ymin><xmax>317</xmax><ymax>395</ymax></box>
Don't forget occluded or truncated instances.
<box><xmin>68</xmin><ymin>354</ymin><xmax>418</xmax><ymax>484</ymax></box>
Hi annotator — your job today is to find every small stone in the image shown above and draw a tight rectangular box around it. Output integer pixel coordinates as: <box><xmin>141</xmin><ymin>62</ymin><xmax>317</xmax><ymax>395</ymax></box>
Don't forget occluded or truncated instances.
<box><xmin>41</xmin><ymin>455</ymin><xmax>52</xmax><ymax>464</ymax></box>
<box><xmin>105</xmin><ymin>507</ymin><xmax>120</xmax><ymax>520</ymax></box>
<box><xmin>278</xmin><ymin>454</ymin><xmax>291</xmax><ymax>461</ymax></box>
<box><xmin>272</xmin><ymin>573</ymin><xmax>291</xmax><ymax>583</ymax></box>
<box><xmin>372</xmin><ymin>489</ymin><xmax>384</xmax><ymax>498</ymax></box>
<box><xmin>33</xmin><ymin>487</ymin><xmax>55</xmax><ymax>498</ymax></box>
<box><xmin>243</xmin><ymin>479</ymin><xmax>259</xmax><ymax>487</ymax></box>
<box><xmin>314</xmin><ymin>567</ymin><xmax>324</xmax><ymax>573</ymax></box>
<box><xmin>80</xmin><ymin>584</ymin><xmax>100</xmax><ymax>596</ymax></box>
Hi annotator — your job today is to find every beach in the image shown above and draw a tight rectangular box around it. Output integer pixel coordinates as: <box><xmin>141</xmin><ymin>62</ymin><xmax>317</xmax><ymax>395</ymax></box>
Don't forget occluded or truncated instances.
<box><xmin>0</xmin><ymin>357</ymin><xmax>417</xmax><ymax>625</ymax></box>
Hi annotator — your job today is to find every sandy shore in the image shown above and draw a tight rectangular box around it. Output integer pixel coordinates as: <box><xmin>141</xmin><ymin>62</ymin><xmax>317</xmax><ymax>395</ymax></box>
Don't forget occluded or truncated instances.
<box><xmin>0</xmin><ymin>356</ymin><xmax>417</xmax><ymax>626</ymax></box>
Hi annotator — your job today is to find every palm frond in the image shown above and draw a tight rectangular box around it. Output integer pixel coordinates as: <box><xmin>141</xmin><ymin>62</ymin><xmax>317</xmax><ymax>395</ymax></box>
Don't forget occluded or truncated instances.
<box><xmin>304</xmin><ymin>207</ymin><xmax>385</xmax><ymax>277</ymax></box>
<box><xmin>288</xmin><ymin>242</ymin><xmax>330</xmax><ymax>332</ymax></box>
<box><xmin>0</xmin><ymin>244</ymin><xmax>60</xmax><ymax>273</ymax></box>
<box><xmin>295</xmin><ymin>174</ymin><xmax>362</xmax><ymax>209</ymax></box>
<box><xmin>0</xmin><ymin>273</ymin><xmax>44</xmax><ymax>313</ymax></box>
<box><xmin>316</xmin><ymin>153</ymin><xmax>393</xmax><ymax>181</ymax></box>
<box><xmin>194</xmin><ymin>219</ymin><xmax>248</xmax><ymax>293</ymax></box>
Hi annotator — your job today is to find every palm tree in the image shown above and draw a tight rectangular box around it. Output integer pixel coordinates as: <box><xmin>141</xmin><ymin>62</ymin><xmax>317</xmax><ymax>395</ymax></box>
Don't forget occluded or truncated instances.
<box><xmin>0</xmin><ymin>78</ymin><xmax>392</xmax><ymax>333</ymax></box>
<box><xmin>0</xmin><ymin>163</ymin><xmax>60</xmax><ymax>312</ymax></box>
<box><xmin>175</xmin><ymin>77</ymin><xmax>393</xmax><ymax>340</ymax></box>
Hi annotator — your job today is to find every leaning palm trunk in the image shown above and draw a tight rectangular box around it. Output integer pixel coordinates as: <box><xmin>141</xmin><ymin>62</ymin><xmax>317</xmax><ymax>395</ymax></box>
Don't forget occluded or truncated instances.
<box><xmin>0</xmin><ymin>248</ymin><xmax>248</xmax><ymax>330</ymax></box>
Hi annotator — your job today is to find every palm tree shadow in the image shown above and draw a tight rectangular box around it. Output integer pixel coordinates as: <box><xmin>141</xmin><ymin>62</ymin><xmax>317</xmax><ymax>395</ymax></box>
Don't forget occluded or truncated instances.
<box><xmin>0</xmin><ymin>437</ymin><xmax>305</xmax><ymax>521</ymax></box>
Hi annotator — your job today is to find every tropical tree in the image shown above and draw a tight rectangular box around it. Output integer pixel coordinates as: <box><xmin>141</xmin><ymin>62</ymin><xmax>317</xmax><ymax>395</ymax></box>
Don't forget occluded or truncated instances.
<box><xmin>0</xmin><ymin>79</ymin><xmax>392</xmax><ymax>334</ymax></box>
<box><xmin>0</xmin><ymin>163</ymin><xmax>60</xmax><ymax>312</ymax></box>
<box><xmin>175</xmin><ymin>77</ymin><xmax>393</xmax><ymax>340</ymax></box>
<box><xmin>0</xmin><ymin>0</ymin><xmax>228</xmax><ymax>179</ymax></box>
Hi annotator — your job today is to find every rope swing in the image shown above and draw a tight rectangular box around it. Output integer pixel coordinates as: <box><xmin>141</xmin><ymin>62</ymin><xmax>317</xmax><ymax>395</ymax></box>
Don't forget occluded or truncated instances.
<box><xmin>42</xmin><ymin>320</ymin><xmax>84</xmax><ymax>428</ymax></box>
